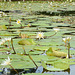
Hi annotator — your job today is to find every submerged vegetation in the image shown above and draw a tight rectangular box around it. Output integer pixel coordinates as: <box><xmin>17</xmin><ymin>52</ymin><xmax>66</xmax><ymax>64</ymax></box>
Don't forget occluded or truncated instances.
<box><xmin>0</xmin><ymin>0</ymin><xmax>75</xmax><ymax>75</ymax></box>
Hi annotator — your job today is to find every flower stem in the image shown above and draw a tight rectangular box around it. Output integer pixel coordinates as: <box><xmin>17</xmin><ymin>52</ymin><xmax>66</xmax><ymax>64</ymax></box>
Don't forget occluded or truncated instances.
<box><xmin>9</xmin><ymin>64</ymin><xmax>19</xmax><ymax>75</ymax></box>
<box><xmin>65</xmin><ymin>42</ymin><xmax>67</xmax><ymax>50</ymax></box>
<box><xmin>8</xmin><ymin>41</ymin><xmax>10</xmax><ymax>48</ymax></box>
<box><xmin>11</xmin><ymin>39</ymin><xmax>16</xmax><ymax>54</ymax></box>
<box><xmin>22</xmin><ymin>46</ymin><xmax>26</xmax><ymax>55</ymax></box>
<box><xmin>20</xmin><ymin>23</ymin><xmax>22</xmax><ymax>28</ymax></box>
<box><xmin>48</xmin><ymin>32</ymin><xmax>57</xmax><ymax>38</ymax></box>
<box><xmin>29</xmin><ymin>54</ymin><xmax>38</xmax><ymax>68</ymax></box>
<box><xmin>68</xmin><ymin>42</ymin><xmax>70</xmax><ymax>58</ymax></box>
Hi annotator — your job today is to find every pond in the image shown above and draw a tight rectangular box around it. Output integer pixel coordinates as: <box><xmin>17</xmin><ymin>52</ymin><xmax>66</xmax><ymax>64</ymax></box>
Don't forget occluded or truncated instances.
<box><xmin>0</xmin><ymin>1</ymin><xmax>75</xmax><ymax>75</ymax></box>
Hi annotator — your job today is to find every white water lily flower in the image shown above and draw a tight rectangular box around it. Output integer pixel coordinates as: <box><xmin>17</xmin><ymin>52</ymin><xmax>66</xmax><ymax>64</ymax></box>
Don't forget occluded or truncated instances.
<box><xmin>67</xmin><ymin>37</ymin><xmax>71</xmax><ymax>41</ymax></box>
<box><xmin>63</xmin><ymin>38</ymin><xmax>67</xmax><ymax>43</ymax></box>
<box><xmin>36</xmin><ymin>32</ymin><xmax>44</xmax><ymax>40</ymax></box>
<box><xmin>17</xmin><ymin>19</ymin><xmax>21</xmax><ymax>24</ymax></box>
<box><xmin>4</xmin><ymin>37</ymin><xmax>11</xmax><ymax>42</ymax></box>
<box><xmin>1</xmin><ymin>57</ymin><xmax>11</xmax><ymax>66</ymax></box>
<box><xmin>53</xmin><ymin>28</ymin><xmax>60</xmax><ymax>32</ymax></box>
<box><xmin>7</xmin><ymin>38</ymin><xmax>11</xmax><ymax>41</ymax></box>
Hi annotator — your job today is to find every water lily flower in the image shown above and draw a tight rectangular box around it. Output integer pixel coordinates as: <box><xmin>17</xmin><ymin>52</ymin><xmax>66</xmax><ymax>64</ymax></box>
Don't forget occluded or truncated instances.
<box><xmin>1</xmin><ymin>56</ymin><xmax>11</xmax><ymax>66</ymax></box>
<box><xmin>67</xmin><ymin>37</ymin><xmax>71</xmax><ymax>42</ymax></box>
<box><xmin>62</xmin><ymin>38</ymin><xmax>67</xmax><ymax>43</ymax></box>
<box><xmin>1</xmin><ymin>57</ymin><xmax>19</xmax><ymax>74</ymax></box>
<box><xmin>16</xmin><ymin>19</ymin><xmax>22</xmax><ymax>28</ymax></box>
<box><xmin>6</xmin><ymin>37</ymin><xmax>11</xmax><ymax>42</ymax></box>
<box><xmin>53</xmin><ymin>28</ymin><xmax>60</xmax><ymax>32</ymax></box>
<box><xmin>36</xmin><ymin>32</ymin><xmax>44</xmax><ymax>40</ymax></box>
<box><xmin>16</xmin><ymin>19</ymin><xmax>21</xmax><ymax>24</ymax></box>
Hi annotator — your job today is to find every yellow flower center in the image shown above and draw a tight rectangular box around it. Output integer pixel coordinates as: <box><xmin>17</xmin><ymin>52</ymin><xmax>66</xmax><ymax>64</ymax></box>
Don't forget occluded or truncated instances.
<box><xmin>38</xmin><ymin>34</ymin><xmax>42</xmax><ymax>37</ymax></box>
<box><xmin>17</xmin><ymin>21</ymin><xmax>21</xmax><ymax>24</ymax></box>
<box><xmin>6</xmin><ymin>61</ymin><xmax>10</xmax><ymax>65</ymax></box>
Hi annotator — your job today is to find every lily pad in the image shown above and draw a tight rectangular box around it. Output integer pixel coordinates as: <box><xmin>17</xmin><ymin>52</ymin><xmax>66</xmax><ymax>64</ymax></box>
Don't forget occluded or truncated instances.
<box><xmin>41</xmin><ymin>60</ymin><xmax>69</xmax><ymax>71</ymax></box>
<box><xmin>46</xmin><ymin>47</ymin><xmax>72</xmax><ymax>57</ymax></box>
<box><xmin>18</xmin><ymin>39</ymin><xmax>36</xmax><ymax>45</ymax></box>
<box><xmin>22</xmin><ymin>73</ymin><xmax>53</xmax><ymax>75</ymax></box>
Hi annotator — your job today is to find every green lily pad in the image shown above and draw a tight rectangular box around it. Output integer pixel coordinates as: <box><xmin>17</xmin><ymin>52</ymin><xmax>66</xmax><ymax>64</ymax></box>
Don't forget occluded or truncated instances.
<box><xmin>22</xmin><ymin>73</ymin><xmax>53</xmax><ymax>75</ymax></box>
<box><xmin>41</xmin><ymin>60</ymin><xmax>69</xmax><ymax>71</ymax></box>
<box><xmin>46</xmin><ymin>47</ymin><xmax>72</xmax><ymax>57</ymax></box>
<box><xmin>18</xmin><ymin>39</ymin><xmax>36</xmax><ymax>45</ymax></box>
<box><xmin>0</xmin><ymin>25</ymin><xmax>7</xmax><ymax>30</ymax></box>
<box><xmin>34</xmin><ymin>46</ymin><xmax>50</xmax><ymax>51</ymax></box>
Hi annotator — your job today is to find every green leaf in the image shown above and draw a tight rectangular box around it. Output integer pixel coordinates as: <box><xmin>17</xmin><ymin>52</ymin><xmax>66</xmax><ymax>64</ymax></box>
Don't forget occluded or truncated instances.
<box><xmin>46</xmin><ymin>47</ymin><xmax>72</xmax><ymax>57</ymax></box>
<box><xmin>53</xmin><ymin>61</ymin><xmax>69</xmax><ymax>70</ymax></box>
<box><xmin>0</xmin><ymin>25</ymin><xmax>7</xmax><ymax>30</ymax></box>
<box><xmin>41</xmin><ymin>60</ymin><xmax>70</xmax><ymax>71</ymax></box>
<box><xmin>18</xmin><ymin>39</ymin><xmax>36</xmax><ymax>45</ymax></box>
<box><xmin>22</xmin><ymin>73</ymin><xmax>53</xmax><ymax>75</ymax></box>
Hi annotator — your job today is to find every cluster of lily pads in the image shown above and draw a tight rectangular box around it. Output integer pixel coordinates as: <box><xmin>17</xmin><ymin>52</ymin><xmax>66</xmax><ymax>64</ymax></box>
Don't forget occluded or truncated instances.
<box><xmin>0</xmin><ymin>1</ymin><xmax>75</xmax><ymax>75</ymax></box>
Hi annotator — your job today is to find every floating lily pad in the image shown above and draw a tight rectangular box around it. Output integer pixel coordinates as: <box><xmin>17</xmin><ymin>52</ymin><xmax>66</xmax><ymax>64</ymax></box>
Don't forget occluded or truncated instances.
<box><xmin>0</xmin><ymin>25</ymin><xmax>7</xmax><ymax>30</ymax></box>
<box><xmin>41</xmin><ymin>60</ymin><xmax>69</xmax><ymax>71</ymax></box>
<box><xmin>46</xmin><ymin>47</ymin><xmax>72</xmax><ymax>57</ymax></box>
<box><xmin>22</xmin><ymin>73</ymin><xmax>53</xmax><ymax>75</ymax></box>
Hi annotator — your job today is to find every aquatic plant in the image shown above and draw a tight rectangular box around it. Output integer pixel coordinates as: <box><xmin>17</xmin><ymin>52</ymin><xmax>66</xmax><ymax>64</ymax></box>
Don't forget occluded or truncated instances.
<box><xmin>16</xmin><ymin>19</ymin><xmax>22</xmax><ymax>28</ymax></box>
<box><xmin>36</xmin><ymin>32</ymin><xmax>44</xmax><ymax>40</ymax></box>
<box><xmin>63</xmin><ymin>37</ymin><xmax>71</xmax><ymax>58</ymax></box>
<box><xmin>1</xmin><ymin>56</ymin><xmax>19</xmax><ymax>75</ymax></box>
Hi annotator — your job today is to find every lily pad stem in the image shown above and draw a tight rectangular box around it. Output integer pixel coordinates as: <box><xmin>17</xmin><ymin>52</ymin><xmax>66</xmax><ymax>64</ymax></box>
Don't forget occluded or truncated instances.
<box><xmin>11</xmin><ymin>39</ymin><xmax>16</xmax><ymax>54</ymax></box>
<box><xmin>8</xmin><ymin>41</ymin><xmax>10</xmax><ymax>48</ymax></box>
<box><xmin>68</xmin><ymin>42</ymin><xmax>70</xmax><ymax>58</ymax></box>
<box><xmin>22</xmin><ymin>46</ymin><xmax>26</xmax><ymax>55</ymax></box>
<box><xmin>8</xmin><ymin>17</ymin><xmax>11</xmax><ymax>29</ymax></box>
<box><xmin>9</xmin><ymin>64</ymin><xmax>19</xmax><ymax>75</ymax></box>
<box><xmin>20</xmin><ymin>23</ymin><xmax>22</xmax><ymax>28</ymax></box>
<box><xmin>65</xmin><ymin>42</ymin><xmax>67</xmax><ymax>50</ymax></box>
<box><xmin>29</xmin><ymin>54</ymin><xmax>38</xmax><ymax>68</ymax></box>
<box><xmin>48</xmin><ymin>32</ymin><xmax>57</xmax><ymax>38</ymax></box>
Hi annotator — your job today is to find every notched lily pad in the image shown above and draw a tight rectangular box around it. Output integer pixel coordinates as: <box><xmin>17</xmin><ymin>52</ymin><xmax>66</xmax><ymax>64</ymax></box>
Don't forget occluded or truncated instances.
<box><xmin>46</xmin><ymin>47</ymin><xmax>72</xmax><ymax>58</ymax></box>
